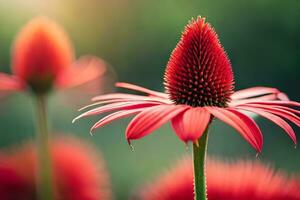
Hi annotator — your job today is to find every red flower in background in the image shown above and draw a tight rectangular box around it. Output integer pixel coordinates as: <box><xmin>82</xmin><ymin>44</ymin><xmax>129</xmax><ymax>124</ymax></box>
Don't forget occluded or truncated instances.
<box><xmin>0</xmin><ymin>137</ymin><xmax>111</xmax><ymax>200</ymax></box>
<box><xmin>0</xmin><ymin>16</ymin><xmax>109</xmax><ymax>95</ymax></box>
<box><xmin>138</xmin><ymin>157</ymin><xmax>300</xmax><ymax>200</ymax></box>
<box><xmin>75</xmin><ymin>17</ymin><xmax>299</xmax><ymax>153</ymax></box>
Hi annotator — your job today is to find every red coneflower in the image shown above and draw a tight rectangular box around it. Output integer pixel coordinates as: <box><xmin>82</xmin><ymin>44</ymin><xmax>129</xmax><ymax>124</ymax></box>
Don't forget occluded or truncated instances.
<box><xmin>0</xmin><ymin>137</ymin><xmax>111</xmax><ymax>200</ymax></box>
<box><xmin>0</xmin><ymin>16</ymin><xmax>108</xmax><ymax>95</ymax></box>
<box><xmin>0</xmin><ymin>16</ymin><xmax>113</xmax><ymax>199</ymax></box>
<box><xmin>138</xmin><ymin>157</ymin><xmax>300</xmax><ymax>200</ymax></box>
<box><xmin>74</xmin><ymin>16</ymin><xmax>299</xmax><ymax>199</ymax></box>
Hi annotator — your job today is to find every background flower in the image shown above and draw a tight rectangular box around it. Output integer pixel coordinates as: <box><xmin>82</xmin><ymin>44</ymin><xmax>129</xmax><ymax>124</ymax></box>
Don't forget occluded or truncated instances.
<box><xmin>0</xmin><ymin>136</ymin><xmax>112</xmax><ymax>200</ymax></box>
<box><xmin>138</xmin><ymin>157</ymin><xmax>300</xmax><ymax>200</ymax></box>
<box><xmin>0</xmin><ymin>16</ymin><xmax>113</xmax><ymax>96</ymax></box>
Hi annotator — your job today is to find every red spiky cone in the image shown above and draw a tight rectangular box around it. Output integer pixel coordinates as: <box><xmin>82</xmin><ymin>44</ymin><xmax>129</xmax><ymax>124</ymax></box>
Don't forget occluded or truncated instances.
<box><xmin>164</xmin><ymin>17</ymin><xmax>234</xmax><ymax>107</ymax></box>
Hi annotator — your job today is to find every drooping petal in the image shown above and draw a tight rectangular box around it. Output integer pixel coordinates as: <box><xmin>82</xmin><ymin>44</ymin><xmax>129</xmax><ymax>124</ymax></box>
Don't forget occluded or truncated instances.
<box><xmin>228</xmin><ymin>109</ymin><xmax>263</xmax><ymax>150</ymax></box>
<box><xmin>126</xmin><ymin>105</ymin><xmax>188</xmax><ymax>141</ymax></box>
<box><xmin>231</xmin><ymin>87</ymin><xmax>280</xmax><ymax>100</ymax></box>
<box><xmin>245</xmin><ymin>100</ymin><xmax>300</xmax><ymax>107</ymax></box>
<box><xmin>90</xmin><ymin>108</ymin><xmax>144</xmax><ymax>133</ymax></box>
<box><xmin>0</xmin><ymin>73</ymin><xmax>25</xmax><ymax>92</ymax></box>
<box><xmin>73</xmin><ymin>101</ymin><xmax>161</xmax><ymax>122</ymax></box>
<box><xmin>171</xmin><ymin>107</ymin><xmax>211</xmax><ymax>142</ymax></box>
<box><xmin>116</xmin><ymin>82</ymin><xmax>168</xmax><ymax>98</ymax></box>
<box><xmin>206</xmin><ymin>107</ymin><xmax>263</xmax><ymax>152</ymax></box>
<box><xmin>229</xmin><ymin>94</ymin><xmax>283</xmax><ymax>106</ymax></box>
<box><xmin>55</xmin><ymin>56</ymin><xmax>108</xmax><ymax>89</ymax></box>
<box><xmin>237</xmin><ymin>106</ymin><xmax>297</xmax><ymax>145</ymax></box>
<box><xmin>240</xmin><ymin>104</ymin><xmax>300</xmax><ymax>127</ymax></box>
<box><xmin>270</xmin><ymin>105</ymin><xmax>300</xmax><ymax>115</ymax></box>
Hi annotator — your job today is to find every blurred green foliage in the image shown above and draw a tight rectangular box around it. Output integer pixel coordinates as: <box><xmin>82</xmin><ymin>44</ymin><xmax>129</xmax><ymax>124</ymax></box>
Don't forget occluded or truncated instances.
<box><xmin>0</xmin><ymin>0</ymin><xmax>299</xmax><ymax>199</ymax></box>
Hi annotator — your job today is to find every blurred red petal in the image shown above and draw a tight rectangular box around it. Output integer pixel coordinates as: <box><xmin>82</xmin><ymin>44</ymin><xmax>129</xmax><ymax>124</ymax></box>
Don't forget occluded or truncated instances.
<box><xmin>0</xmin><ymin>73</ymin><xmax>25</xmax><ymax>92</ymax></box>
<box><xmin>55</xmin><ymin>56</ymin><xmax>107</xmax><ymax>89</ymax></box>
<box><xmin>0</xmin><ymin>136</ymin><xmax>111</xmax><ymax>200</ymax></box>
<box><xmin>138</xmin><ymin>157</ymin><xmax>300</xmax><ymax>200</ymax></box>
<box><xmin>171</xmin><ymin>108</ymin><xmax>211</xmax><ymax>142</ymax></box>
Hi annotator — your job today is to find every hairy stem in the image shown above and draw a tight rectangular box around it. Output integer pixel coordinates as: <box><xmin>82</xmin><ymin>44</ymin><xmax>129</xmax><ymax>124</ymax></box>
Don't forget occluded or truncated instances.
<box><xmin>193</xmin><ymin>129</ymin><xmax>209</xmax><ymax>200</ymax></box>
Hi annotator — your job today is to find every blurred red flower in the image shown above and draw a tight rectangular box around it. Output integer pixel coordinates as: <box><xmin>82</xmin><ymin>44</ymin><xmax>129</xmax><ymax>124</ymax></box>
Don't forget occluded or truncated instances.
<box><xmin>0</xmin><ymin>16</ymin><xmax>110</xmax><ymax>95</ymax></box>
<box><xmin>138</xmin><ymin>157</ymin><xmax>300</xmax><ymax>200</ymax></box>
<box><xmin>0</xmin><ymin>137</ymin><xmax>111</xmax><ymax>200</ymax></box>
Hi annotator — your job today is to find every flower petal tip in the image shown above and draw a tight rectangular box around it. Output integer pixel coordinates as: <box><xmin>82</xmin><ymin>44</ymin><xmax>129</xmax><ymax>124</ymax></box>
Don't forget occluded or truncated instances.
<box><xmin>72</xmin><ymin>118</ymin><xmax>78</xmax><ymax>124</ymax></box>
<box><xmin>127</xmin><ymin>140</ymin><xmax>135</xmax><ymax>152</ymax></box>
<box><xmin>89</xmin><ymin>130</ymin><xmax>94</xmax><ymax>136</ymax></box>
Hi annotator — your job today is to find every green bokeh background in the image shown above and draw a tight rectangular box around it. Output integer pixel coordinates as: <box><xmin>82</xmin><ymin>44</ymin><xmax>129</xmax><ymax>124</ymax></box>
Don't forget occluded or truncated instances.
<box><xmin>0</xmin><ymin>0</ymin><xmax>299</xmax><ymax>199</ymax></box>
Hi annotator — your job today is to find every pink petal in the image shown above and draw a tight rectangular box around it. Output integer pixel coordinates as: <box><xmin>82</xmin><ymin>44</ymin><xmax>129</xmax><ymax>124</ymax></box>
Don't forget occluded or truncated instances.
<box><xmin>73</xmin><ymin>101</ymin><xmax>161</xmax><ymax>122</ymax></box>
<box><xmin>271</xmin><ymin>105</ymin><xmax>300</xmax><ymax>115</ymax></box>
<box><xmin>126</xmin><ymin>105</ymin><xmax>188</xmax><ymax>141</ymax></box>
<box><xmin>206</xmin><ymin>107</ymin><xmax>263</xmax><ymax>152</ymax></box>
<box><xmin>229</xmin><ymin>94</ymin><xmax>280</xmax><ymax>106</ymax></box>
<box><xmin>231</xmin><ymin>87</ymin><xmax>280</xmax><ymax>100</ymax></box>
<box><xmin>245</xmin><ymin>100</ymin><xmax>300</xmax><ymax>107</ymax></box>
<box><xmin>92</xmin><ymin>93</ymin><xmax>172</xmax><ymax>104</ymax></box>
<box><xmin>116</xmin><ymin>82</ymin><xmax>168</xmax><ymax>98</ymax></box>
<box><xmin>237</xmin><ymin>106</ymin><xmax>297</xmax><ymax>145</ymax></box>
<box><xmin>240</xmin><ymin>104</ymin><xmax>300</xmax><ymax>127</ymax></box>
<box><xmin>0</xmin><ymin>73</ymin><xmax>25</xmax><ymax>91</ymax></box>
<box><xmin>171</xmin><ymin>107</ymin><xmax>211</xmax><ymax>142</ymax></box>
<box><xmin>79</xmin><ymin>96</ymin><xmax>171</xmax><ymax>111</ymax></box>
<box><xmin>90</xmin><ymin>108</ymin><xmax>144</xmax><ymax>133</ymax></box>
<box><xmin>56</xmin><ymin>56</ymin><xmax>108</xmax><ymax>89</ymax></box>
<box><xmin>277</xmin><ymin>92</ymin><xmax>289</xmax><ymax>101</ymax></box>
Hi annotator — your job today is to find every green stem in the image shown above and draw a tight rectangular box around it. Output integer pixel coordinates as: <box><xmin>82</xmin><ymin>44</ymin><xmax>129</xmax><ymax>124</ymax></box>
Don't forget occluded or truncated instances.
<box><xmin>36</xmin><ymin>95</ymin><xmax>54</xmax><ymax>200</ymax></box>
<box><xmin>193</xmin><ymin>129</ymin><xmax>209</xmax><ymax>200</ymax></box>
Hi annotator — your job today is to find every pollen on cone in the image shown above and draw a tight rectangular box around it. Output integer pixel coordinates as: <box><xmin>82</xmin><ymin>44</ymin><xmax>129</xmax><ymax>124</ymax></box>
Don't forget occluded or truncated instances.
<box><xmin>12</xmin><ymin>17</ymin><xmax>74</xmax><ymax>94</ymax></box>
<box><xmin>0</xmin><ymin>137</ymin><xmax>111</xmax><ymax>200</ymax></box>
<box><xmin>138</xmin><ymin>157</ymin><xmax>300</xmax><ymax>200</ymax></box>
<box><xmin>164</xmin><ymin>17</ymin><xmax>234</xmax><ymax>107</ymax></box>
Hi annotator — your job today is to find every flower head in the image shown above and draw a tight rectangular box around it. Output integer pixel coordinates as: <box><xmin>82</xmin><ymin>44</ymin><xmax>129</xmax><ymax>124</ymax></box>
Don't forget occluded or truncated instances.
<box><xmin>0</xmin><ymin>137</ymin><xmax>111</xmax><ymax>200</ymax></box>
<box><xmin>165</xmin><ymin>17</ymin><xmax>234</xmax><ymax>107</ymax></box>
<box><xmin>137</xmin><ymin>157</ymin><xmax>300</xmax><ymax>200</ymax></box>
<box><xmin>0</xmin><ymin>16</ymin><xmax>109</xmax><ymax>95</ymax></box>
<box><xmin>74</xmin><ymin>16</ymin><xmax>299</xmax><ymax>153</ymax></box>
<box><xmin>12</xmin><ymin>17</ymin><xmax>74</xmax><ymax>93</ymax></box>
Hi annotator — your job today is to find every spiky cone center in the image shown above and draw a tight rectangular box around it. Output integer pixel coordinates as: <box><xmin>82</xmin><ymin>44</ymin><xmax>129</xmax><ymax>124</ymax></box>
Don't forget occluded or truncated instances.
<box><xmin>12</xmin><ymin>17</ymin><xmax>74</xmax><ymax>94</ymax></box>
<box><xmin>164</xmin><ymin>17</ymin><xmax>234</xmax><ymax>107</ymax></box>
